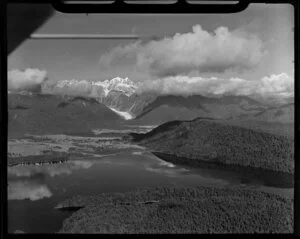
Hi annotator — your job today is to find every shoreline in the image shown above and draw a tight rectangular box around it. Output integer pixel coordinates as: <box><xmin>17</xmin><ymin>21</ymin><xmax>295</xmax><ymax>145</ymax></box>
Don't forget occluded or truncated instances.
<box><xmin>130</xmin><ymin>118</ymin><xmax>294</xmax><ymax>174</ymax></box>
<box><xmin>151</xmin><ymin>151</ymin><xmax>294</xmax><ymax>188</ymax></box>
<box><xmin>8</xmin><ymin>153</ymin><xmax>70</xmax><ymax>167</ymax></box>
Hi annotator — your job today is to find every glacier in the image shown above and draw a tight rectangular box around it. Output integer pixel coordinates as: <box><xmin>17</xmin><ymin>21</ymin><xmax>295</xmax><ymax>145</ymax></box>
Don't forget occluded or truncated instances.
<box><xmin>108</xmin><ymin>107</ymin><xmax>134</xmax><ymax>120</ymax></box>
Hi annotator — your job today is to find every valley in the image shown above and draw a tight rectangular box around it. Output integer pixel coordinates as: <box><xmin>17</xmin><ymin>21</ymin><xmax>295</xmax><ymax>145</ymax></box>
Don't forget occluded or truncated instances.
<box><xmin>7</xmin><ymin>77</ymin><xmax>295</xmax><ymax>234</ymax></box>
<box><xmin>6</xmin><ymin>4</ymin><xmax>295</xmax><ymax>234</ymax></box>
<box><xmin>8</xmin><ymin>77</ymin><xmax>295</xmax><ymax>139</ymax></box>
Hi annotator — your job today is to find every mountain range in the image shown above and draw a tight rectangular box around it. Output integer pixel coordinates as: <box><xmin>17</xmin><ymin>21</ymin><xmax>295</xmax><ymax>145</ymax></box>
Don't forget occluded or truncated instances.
<box><xmin>43</xmin><ymin>77</ymin><xmax>137</xmax><ymax>98</ymax></box>
<box><xmin>43</xmin><ymin>77</ymin><xmax>294</xmax><ymax>124</ymax></box>
<box><xmin>235</xmin><ymin>103</ymin><xmax>294</xmax><ymax>122</ymax></box>
<box><xmin>130</xmin><ymin>94</ymin><xmax>270</xmax><ymax>125</ymax></box>
<box><xmin>8</xmin><ymin>76</ymin><xmax>294</xmax><ymax>137</ymax></box>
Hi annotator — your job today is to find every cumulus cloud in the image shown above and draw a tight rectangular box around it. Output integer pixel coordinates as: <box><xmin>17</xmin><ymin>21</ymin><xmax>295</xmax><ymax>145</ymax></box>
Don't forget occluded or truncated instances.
<box><xmin>8</xmin><ymin>68</ymin><xmax>48</xmax><ymax>92</ymax></box>
<box><xmin>136</xmin><ymin>73</ymin><xmax>294</xmax><ymax>98</ymax></box>
<box><xmin>43</xmin><ymin>72</ymin><xmax>293</xmax><ymax>100</ymax></box>
<box><xmin>99</xmin><ymin>25</ymin><xmax>265</xmax><ymax>77</ymax></box>
<box><xmin>42</xmin><ymin>79</ymin><xmax>100</xmax><ymax>97</ymax></box>
<box><xmin>257</xmin><ymin>73</ymin><xmax>294</xmax><ymax>97</ymax></box>
<box><xmin>8</xmin><ymin>181</ymin><xmax>52</xmax><ymax>201</ymax></box>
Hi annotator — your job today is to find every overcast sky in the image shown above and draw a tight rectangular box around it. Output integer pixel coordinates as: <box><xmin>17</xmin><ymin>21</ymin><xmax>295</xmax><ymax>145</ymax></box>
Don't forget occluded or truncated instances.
<box><xmin>7</xmin><ymin>3</ymin><xmax>294</xmax><ymax>98</ymax></box>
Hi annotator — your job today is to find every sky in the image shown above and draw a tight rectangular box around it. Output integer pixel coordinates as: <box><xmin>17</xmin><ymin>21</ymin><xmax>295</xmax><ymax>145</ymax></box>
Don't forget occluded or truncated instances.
<box><xmin>7</xmin><ymin>3</ymin><xmax>294</xmax><ymax>98</ymax></box>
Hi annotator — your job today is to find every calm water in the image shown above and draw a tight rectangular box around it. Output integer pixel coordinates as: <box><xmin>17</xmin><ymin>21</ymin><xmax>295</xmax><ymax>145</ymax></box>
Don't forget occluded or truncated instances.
<box><xmin>7</xmin><ymin>135</ymin><xmax>294</xmax><ymax>233</ymax></box>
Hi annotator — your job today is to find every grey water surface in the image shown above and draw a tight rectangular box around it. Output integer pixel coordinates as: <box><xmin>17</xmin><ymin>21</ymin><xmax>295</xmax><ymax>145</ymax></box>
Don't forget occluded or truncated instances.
<box><xmin>8</xmin><ymin>138</ymin><xmax>293</xmax><ymax>233</ymax></box>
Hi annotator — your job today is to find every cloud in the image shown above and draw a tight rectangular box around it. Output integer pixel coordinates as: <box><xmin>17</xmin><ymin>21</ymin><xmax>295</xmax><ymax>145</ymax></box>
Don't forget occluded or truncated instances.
<box><xmin>8</xmin><ymin>68</ymin><xmax>48</xmax><ymax>92</ymax></box>
<box><xmin>43</xmin><ymin>72</ymin><xmax>293</xmax><ymax>100</ymax></box>
<box><xmin>136</xmin><ymin>73</ymin><xmax>294</xmax><ymax>97</ymax></box>
<box><xmin>8</xmin><ymin>181</ymin><xmax>52</xmax><ymax>201</ymax></box>
<box><xmin>99</xmin><ymin>25</ymin><xmax>265</xmax><ymax>77</ymax></box>
<box><xmin>257</xmin><ymin>73</ymin><xmax>294</xmax><ymax>96</ymax></box>
<box><xmin>48</xmin><ymin>79</ymin><xmax>93</xmax><ymax>96</ymax></box>
<box><xmin>71</xmin><ymin>160</ymin><xmax>93</xmax><ymax>169</ymax></box>
<box><xmin>42</xmin><ymin>79</ymin><xmax>102</xmax><ymax>97</ymax></box>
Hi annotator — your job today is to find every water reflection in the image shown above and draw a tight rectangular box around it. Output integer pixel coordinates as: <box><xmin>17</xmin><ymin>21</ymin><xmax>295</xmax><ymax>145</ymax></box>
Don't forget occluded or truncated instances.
<box><xmin>147</xmin><ymin>153</ymin><xmax>294</xmax><ymax>188</ymax></box>
<box><xmin>145</xmin><ymin>165</ymin><xmax>189</xmax><ymax>178</ymax></box>
<box><xmin>7</xmin><ymin>154</ymin><xmax>293</xmax><ymax>204</ymax></box>
<box><xmin>8</xmin><ymin>180</ymin><xmax>52</xmax><ymax>201</ymax></box>
<box><xmin>7</xmin><ymin>152</ymin><xmax>293</xmax><ymax>234</ymax></box>
<box><xmin>8</xmin><ymin>160</ymin><xmax>94</xmax><ymax>201</ymax></box>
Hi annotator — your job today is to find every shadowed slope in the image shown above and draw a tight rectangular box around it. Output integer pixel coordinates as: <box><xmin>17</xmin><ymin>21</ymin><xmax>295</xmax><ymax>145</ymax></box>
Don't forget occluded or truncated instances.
<box><xmin>132</xmin><ymin>95</ymin><xmax>268</xmax><ymax>125</ymax></box>
<box><xmin>8</xmin><ymin>93</ymin><xmax>123</xmax><ymax>138</ymax></box>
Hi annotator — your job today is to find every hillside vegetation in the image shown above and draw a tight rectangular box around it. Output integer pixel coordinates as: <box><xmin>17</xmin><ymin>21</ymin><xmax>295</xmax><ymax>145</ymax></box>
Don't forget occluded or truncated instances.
<box><xmin>57</xmin><ymin>186</ymin><xmax>293</xmax><ymax>233</ymax></box>
<box><xmin>130</xmin><ymin>118</ymin><xmax>294</xmax><ymax>174</ymax></box>
<box><xmin>8</xmin><ymin>93</ymin><xmax>123</xmax><ymax>138</ymax></box>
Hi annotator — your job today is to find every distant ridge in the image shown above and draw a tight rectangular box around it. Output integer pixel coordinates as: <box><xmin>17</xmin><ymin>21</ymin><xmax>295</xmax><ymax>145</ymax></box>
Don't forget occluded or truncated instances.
<box><xmin>8</xmin><ymin>93</ymin><xmax>123</xmax><ymax>138</ymax></box>
<box><xmin>42</xmin><ymin>77</ymin><xmax>294</xmax><ymax>124</ymax></box>
<box><xmin>131</xmin><ymin>95</ymin><xmax>271</xmax><ymax>125</ymax></box>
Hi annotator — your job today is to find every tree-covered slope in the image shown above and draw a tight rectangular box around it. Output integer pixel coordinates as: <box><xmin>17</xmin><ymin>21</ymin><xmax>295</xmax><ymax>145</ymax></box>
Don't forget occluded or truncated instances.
<box><xmin>130</xmin><ymin>118</ymin><xmax>294</xmax><ymax>173</ymax></box>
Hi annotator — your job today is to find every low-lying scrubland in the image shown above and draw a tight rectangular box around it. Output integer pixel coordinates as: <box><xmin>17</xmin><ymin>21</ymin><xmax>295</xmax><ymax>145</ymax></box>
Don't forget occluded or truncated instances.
<box><xmin>57</xmin><ymin>186</ymin><xmax>293</xmax><ymax>233</ymax></box>
<box><xmin>7</xmin><ymin>152</ymin><xmax>70</xmax><ymax>166</ymax></box>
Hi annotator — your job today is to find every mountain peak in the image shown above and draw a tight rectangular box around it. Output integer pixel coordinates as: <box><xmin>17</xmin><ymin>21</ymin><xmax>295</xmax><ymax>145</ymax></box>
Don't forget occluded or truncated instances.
<box><xmin>52</xmin><ymin>77</ymin><xmax>138</xmax><ymax>97</ymax></box>
<box><xmin>106</xmin><ymin>77</ymin><xmax>137</xmax><ymax>96</ymax></box>
<box><xmin>110</xmin><ymin>76</ymin><xmax>130</xmax><ymax>84</ymax></box>
<box><xmin>56</xmin><ymin>79</ymin><xmax>89</xmax><ymax>88</ymax></box>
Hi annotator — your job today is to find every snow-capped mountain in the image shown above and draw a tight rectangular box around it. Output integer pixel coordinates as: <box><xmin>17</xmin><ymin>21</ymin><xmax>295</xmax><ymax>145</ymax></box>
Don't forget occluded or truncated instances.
<box><xmin>45</xmin><ymin>77</ymin><xmax>152</xmax><ymax>119</ymax></box>
<box><xmin>42</xmin><ymin>76</ymin><xmax>294</xmax><ymax>122</ymax></box>
<box><xmin>52</xmin><ymin>77</ymin><xmax>138</xmax><ymax>98</ymax></box>
<box><xmin>105</xmin><ymin>77</ymin><xmax>138</xmax><ymax>97</ymax></box>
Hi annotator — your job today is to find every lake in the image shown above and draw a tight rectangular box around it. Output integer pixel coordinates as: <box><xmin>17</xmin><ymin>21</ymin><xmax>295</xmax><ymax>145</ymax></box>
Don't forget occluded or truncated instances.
<box><xmin>7</xmin><ymin>130</ymin><xmax>294</xmax><ymax>233</ymax></box>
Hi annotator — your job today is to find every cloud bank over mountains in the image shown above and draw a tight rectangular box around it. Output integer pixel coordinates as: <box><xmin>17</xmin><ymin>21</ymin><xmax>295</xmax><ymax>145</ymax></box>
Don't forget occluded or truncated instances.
<box><xmin>136</xmin><ymin>73</ymin><xmax>294</xmax><ymax>98</ymax></box>
<box><xmin>8</xmin><ymin>68</ymin><xmax>48</xmax><ymax>92</ymax></box>
<box><xmin>99</xmin><ymin>25</ymin><xmax>265</xmax><ymax>77</ymax></box>
<box><xmin>7</xmin><ymin>68</ymin><xmax>293</xmax><ymax>99</ymax></box>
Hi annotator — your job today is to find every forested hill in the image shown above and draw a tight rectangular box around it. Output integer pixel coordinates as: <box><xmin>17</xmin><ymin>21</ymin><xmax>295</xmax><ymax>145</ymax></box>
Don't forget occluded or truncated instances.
<box><xmin>130</xmin><ymin>118</ymin><xmax>294</xmax><ymax>174</ymax></box>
